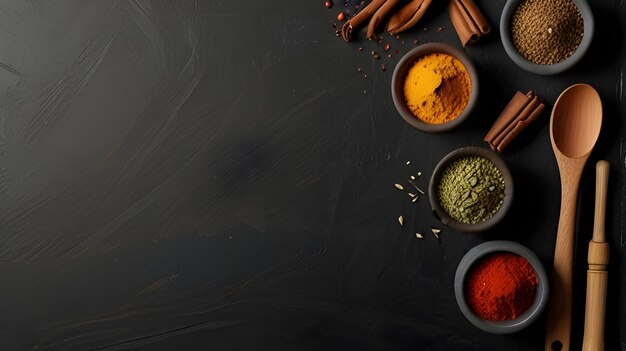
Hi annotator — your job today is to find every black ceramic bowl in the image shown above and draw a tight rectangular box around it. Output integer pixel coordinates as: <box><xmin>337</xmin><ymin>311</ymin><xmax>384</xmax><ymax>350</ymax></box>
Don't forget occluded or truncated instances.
<box><xmin>454</xmin><ymin>241</ymin><xmax>549</xmax><ymax>334</ymax></box>
<box><xmin>500</xmin><ymin>0</ymin><xmax>594</xmax><ymax>75</ymax></box>
<box><xmin>428</xmin><ymin>146</ymin><xmax>513</xmax><ymax>233</ymax></box>
<box><xmin>391</xmin><ymin>42</ymin><xmax>479</xmax><ymax>133</ymax></box>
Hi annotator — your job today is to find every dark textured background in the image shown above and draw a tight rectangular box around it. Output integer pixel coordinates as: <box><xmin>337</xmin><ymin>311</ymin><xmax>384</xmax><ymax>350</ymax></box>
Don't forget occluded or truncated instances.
<box><xmin>0</xmin><ymin>1</ymin><xmax>624</xmax><ymax>350</ymax></box>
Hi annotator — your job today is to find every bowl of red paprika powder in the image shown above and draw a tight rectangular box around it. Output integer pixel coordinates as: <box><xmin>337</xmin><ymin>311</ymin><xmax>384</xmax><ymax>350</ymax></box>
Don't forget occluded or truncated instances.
<box><xmin>454</xmin><ymin>241</ymin><xmax>549</xmax><ymax>334</ymax></box>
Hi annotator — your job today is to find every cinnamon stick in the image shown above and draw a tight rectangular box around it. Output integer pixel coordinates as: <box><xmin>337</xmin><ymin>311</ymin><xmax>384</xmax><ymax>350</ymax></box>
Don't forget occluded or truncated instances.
<box><xmin>484</xmin><ymin>91</ymin><xmax>545</xmax><ymax>152</ymax></box>
<box><xmin>386</xmin><ymin>0</ymin><xmax>432</xmax><ymax>35</ymax></box>
<box><xmin>341</xmin><ymin>0</ymin><xmax>387</xmax><ymax>42</ymax></box>
<box><xmin>367</xmin><ymin>0</ymin><xmax>403</xmax><ymax>39</ymax></box>
<box><xmin>449</xmin><ymin>0</ymin><xmax>490</xmax><ymax>47</ymax></box>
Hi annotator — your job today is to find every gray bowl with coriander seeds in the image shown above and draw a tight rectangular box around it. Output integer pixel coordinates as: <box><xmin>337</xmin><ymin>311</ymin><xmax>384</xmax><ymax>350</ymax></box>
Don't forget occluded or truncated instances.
<box><xmin>428</xmin><ymin>147</ymin><xmax>514</xmax><ymax>233</ymax></box>
<box><xmin>500</xmin><ymin>0</ymin><xmax>594</xmax><ymax>75</ymax></box>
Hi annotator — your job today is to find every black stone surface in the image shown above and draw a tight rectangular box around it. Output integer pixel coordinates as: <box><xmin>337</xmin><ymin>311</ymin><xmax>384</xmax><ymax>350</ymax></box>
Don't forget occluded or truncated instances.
<box><xmin>0</xmin><ymin>1</ymin><xmax>624</xmax><ymax>350</ymax></box>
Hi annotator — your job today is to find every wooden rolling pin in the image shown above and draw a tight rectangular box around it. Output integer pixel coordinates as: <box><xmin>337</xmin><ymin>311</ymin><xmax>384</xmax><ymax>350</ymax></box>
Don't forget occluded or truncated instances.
<box><xmin>582</xmin><ymin>160</ymin><xmax>610</xmax><ymax>351</ymax></box>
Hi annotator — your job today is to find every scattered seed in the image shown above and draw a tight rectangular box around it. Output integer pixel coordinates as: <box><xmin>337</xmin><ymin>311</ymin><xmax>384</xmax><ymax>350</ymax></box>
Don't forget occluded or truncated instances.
<box><xmin>406</xmin><ymin>161</ymin><xmax>411</xmax><ymax>165</ymax></box>
<box><xmin>415</xmin><ymin>233</ymin><xmax>423</xmax><ymax>239</ymax></box>
<box><xmin>380</xmin><ymin>64</ymin><xmax>386</xmax><ymax>72</ymax></box>
<box><xmin>335</xmin><ymin>30</ymin><xmax>341</xmax><ymax>37</ymax></box>
<box><xmin>374</xmin><ymin>54</ymin><xmax>380</xmax><ymax>59</ymax></box>
<box><xmin>337</xmin><ymin>12</ymin><xmax>345</xmax><ymax>21</ymax></box>
<box><xmin>395</xmin><ymin>35</ymin><xmax>400</xmax><ymax>39</ymax></box>
<box><xmin>395</xmin><ymin>183</ymin><xmax>405</xmax><ymax>190</ymax></box>
<box><xmin>331</xmin><ymin>22</ymin><xmax>337</xmax><ymax>29</ymax></box>
<box><xmin>355</xmin><ymin>4</ymin><xmax>360</xmax><ymax>10</ymax></box>
<box><xmin>411</xmin><ymin>197</ymin><xmax>418</xmax><ymax>203</ymax></box>
<box><xmin>417</xmin><ymin>172</ymin><xmax>422</xmax><ymax>177</ymax></box>
<box><xmin>357</xmin><ymin>67</ymin><xmax>362</xmax><ymax>73</ymax></box>
<box><xmin>431</xmin><ymin>228</ymin><xmax>440</xmax><ymax>239</ymax></box>
<box><xmin>408</xmin><ymin>180</ymin><xmax>424</xmax><ymax>195</ymax></box>
<box><xmin>364</xmin><ymin>74</ymin><xmax>368</xmax><ymax>78</ymax></box>
<box><xmin>388</xmin><ymin>54</ymin><xmax>392</xmax><ymax>58</ymax></box>
<box><xmin>413</xmin><ymin>39</ymin><xmax>419</xmax><ymax>45</ymax></box>
<box><xmin>358</xmin><ymin>47</ymin><xmax>363</xmax><ymax>51</ymax></box>
<box><xmin>398</xmin><ymin>215</ymin><xmax>404</xmax><ymax>226</ymax></box>
<box><xmin>410</xmin><ymin>175</ymin><xmax>416</xmax><ymax>180</ymax></box>
<box><xmin>423</xmin><ymin>27</ymin><xmax>429</xmax><ymax>32</ymax></box>
<box><xmin>437</xmin><ymin>26</ymin><xmax>445</xmax><ymax>32</ymax></box>
<box><xmin>371</xmin><ymin>50</ymin><xmax>376</xmax><ymax>56</ymax></box>
<box><xmin>408</xmin><ymin>193</ymin><xmax>417</xmax><ymax>198</ymax></box>
<box><xmin>401</xmin><ymin>40</ymin><xmax>405</xmax><ymax>44</ymax></box>
<box><xmin>384</xmin><ymin>43</ymin><xmax>391</xmax><ymax>51</ymax></box>
<box><xmin>325</xmin><ymin>0</ymin><xmax>333</xmax><ymax>8</ymax></box>
<box><xmin>363</xmin><ymin>90</ymin><xmax>367</xmax><ymax>94</ymax></box>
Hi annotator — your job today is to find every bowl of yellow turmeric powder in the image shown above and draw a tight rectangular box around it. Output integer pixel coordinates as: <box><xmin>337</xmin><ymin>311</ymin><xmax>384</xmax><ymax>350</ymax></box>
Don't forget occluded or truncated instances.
<box><xmin>392</xmin><ymin>42</ymin><xmax>478</xmax><ymax>132</ymax></box>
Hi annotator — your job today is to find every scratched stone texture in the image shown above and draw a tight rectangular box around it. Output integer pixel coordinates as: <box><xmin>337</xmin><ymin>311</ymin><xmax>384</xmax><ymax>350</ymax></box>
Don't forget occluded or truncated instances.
<box><xmin>0</xmin><ymin>1</ymin><xmax>624</xmax><ymax>350</ymax></box>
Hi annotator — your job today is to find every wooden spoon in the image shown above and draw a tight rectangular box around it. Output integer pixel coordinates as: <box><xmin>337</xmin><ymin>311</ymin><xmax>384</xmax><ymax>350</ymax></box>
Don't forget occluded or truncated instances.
<box><xmin>545</xmin><ymin>84</ymin><xmax>602</xmax><ymax>351</ymax></box>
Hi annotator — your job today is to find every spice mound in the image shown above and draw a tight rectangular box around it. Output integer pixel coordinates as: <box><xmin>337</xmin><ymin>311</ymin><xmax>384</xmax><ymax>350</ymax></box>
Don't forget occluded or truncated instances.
<box><xmin>465</xmin><ymin>252</ymin><xmax>539</xmax><ymax>321</ymax></box>
<box><xmin>403</xmin><ymin>53</ymin><xmax>471</xmax><ymax>124</ymax></box>
<box><xmin>511</xmin><ymin>0</ymin><xmax>583</xmax><ymax>65</ymax></box>
<box><xmin>437</xmin><ymin>156</ymin><xmax>505</xmax><ymax>224</ymax></box>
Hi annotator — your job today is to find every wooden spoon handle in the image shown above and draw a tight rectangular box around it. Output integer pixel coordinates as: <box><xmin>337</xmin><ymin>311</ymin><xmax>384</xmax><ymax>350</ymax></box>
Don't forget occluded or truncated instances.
<box><xmin>545</xmin><ymin>176</ymin><xmax>580</xmax><ymax>351</ymax></box>
<box><xmin>582</xmin><ymin>160</ymin><xmax>610</xmax><ymax>351</ymax></box>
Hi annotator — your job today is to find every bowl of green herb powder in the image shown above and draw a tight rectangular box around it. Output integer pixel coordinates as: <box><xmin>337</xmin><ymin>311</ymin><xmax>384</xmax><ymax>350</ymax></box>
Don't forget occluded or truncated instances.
<box><xmin>429</xmin><ymin>147</ymin><xmax>514</xmax><ymax>233</ymax></box>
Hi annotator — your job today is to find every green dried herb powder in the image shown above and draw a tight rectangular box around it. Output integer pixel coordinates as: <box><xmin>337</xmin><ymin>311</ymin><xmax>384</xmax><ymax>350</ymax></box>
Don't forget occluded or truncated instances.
<box><xmin>438</xmin><ymin>156</ymin><xmax>505</xmax><ymax>224</ymax></box>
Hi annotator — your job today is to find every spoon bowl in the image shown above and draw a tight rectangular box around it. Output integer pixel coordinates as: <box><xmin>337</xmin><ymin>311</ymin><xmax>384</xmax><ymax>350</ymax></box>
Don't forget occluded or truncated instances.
<box><xmin>545</xmin><ymin>84</ymin><xmax>602</xmax><ymax>351</ymax></box>
<box><xmin>551</xmin><ymin>84</ymin><xmax>603</xmax><ymax>158</ymax></box>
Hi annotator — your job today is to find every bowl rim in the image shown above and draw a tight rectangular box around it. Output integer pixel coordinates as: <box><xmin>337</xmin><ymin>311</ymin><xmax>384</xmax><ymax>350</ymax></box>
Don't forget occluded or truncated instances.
<box><xmin>428</xmin><ymin>146</ymin><xmax>514</xmax><ymax>233</ymax></box>
<box><xmin>500</xmin><ymin>0</ymin><xmax>594</xmax><ymax>75</ymax></box>
<box><xmin>391</xmin><ymin>42</ymin><xmax>479</xmax><ymax>133</ymax></box>
<box><xmin>454</xmin><ymin>240</ymin><xmax>550</xmax><ymax>334</ymax></box>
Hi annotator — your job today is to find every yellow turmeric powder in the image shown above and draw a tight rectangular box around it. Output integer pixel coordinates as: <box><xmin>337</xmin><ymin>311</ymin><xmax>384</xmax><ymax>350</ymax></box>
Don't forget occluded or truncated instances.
<box><xmin>403</xmin><ymin>53</ymin><xmax>471</xmax><ymax>124</ymax></box>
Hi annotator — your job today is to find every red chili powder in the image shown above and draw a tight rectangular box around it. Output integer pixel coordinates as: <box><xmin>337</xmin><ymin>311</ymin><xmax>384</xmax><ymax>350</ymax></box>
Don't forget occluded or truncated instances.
<box><xmin>464</xmin><ymin>252</ymin><xmax>538</xmax><ymax>321</ymax></box>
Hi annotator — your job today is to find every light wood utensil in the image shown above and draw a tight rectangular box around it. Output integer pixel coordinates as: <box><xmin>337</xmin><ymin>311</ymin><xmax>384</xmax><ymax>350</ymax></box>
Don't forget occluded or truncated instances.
<box><xmin>582</xmin><ymin>160</ymin><xmax>610</xmax><ymax>351</ymax></box>
<box><xmin>545</xmin><ymin>84</ymin><xmax>603</xmax><ymax>351</ymax></box>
